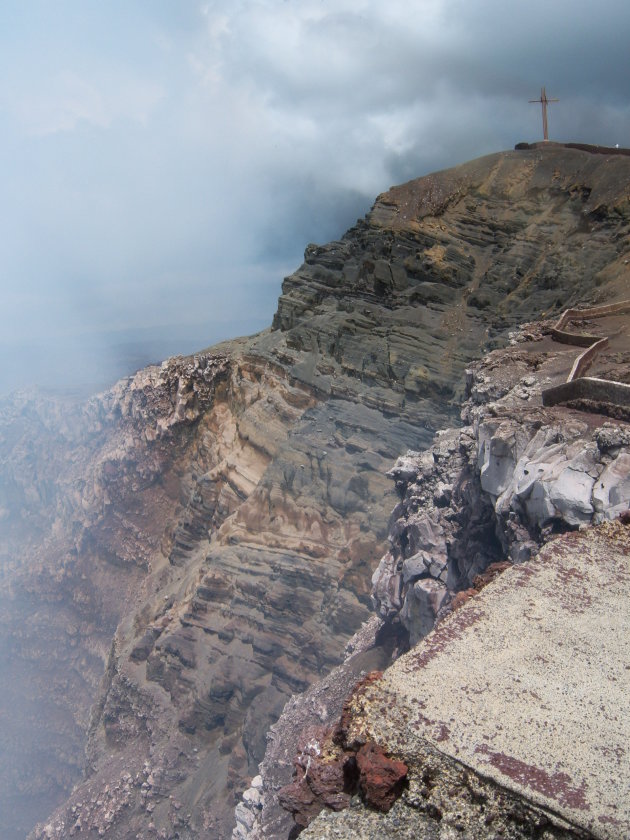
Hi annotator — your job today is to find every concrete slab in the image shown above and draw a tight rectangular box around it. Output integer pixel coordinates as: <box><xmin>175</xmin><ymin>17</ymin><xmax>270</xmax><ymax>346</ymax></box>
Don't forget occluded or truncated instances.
<box><xmin>354</xmin><ymin>519</ymin><xmax>630</xmax><ymax>838</ymax></box>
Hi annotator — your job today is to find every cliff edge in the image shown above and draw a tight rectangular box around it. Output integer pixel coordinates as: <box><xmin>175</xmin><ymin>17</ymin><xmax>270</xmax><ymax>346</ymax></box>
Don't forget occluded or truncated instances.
<box><xmin>302</xmin><ymin>516</ymin><xmax>630</xmax><ymax>840</ymax></box>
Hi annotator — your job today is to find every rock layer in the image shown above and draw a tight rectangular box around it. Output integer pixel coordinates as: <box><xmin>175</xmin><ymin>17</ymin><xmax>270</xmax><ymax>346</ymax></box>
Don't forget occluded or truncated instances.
<box><xmin>1</xmin><ymin>146</ymin><xmax>630</xmax><ymax>840</ymax></box>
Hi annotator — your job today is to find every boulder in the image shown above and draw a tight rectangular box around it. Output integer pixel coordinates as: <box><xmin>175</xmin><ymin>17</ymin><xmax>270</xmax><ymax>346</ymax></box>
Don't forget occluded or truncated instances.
<box><xmin>593</xmin><ymin>452</ymin><xmax>630</xmax><ymax>518</ymax></box>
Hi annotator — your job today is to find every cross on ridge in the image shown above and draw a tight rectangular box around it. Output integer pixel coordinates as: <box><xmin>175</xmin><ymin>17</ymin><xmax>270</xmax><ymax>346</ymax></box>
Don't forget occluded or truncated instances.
<box><xmin>529</xmin><ymin>86</ymin><xmax>559</xmax><ymax>141</ymax></box>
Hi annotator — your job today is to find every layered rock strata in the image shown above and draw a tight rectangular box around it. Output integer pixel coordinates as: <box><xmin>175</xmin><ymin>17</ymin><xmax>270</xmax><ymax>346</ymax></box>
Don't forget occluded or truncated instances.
<box><xmin>0</xmin><ymin>355</ymin><xmax>231</xmax><ymax>839</ymax></box>
<box><xmin>1</xmin><ymin>145</ymin><xmax>630</xmax><ymax>840</ymax></box>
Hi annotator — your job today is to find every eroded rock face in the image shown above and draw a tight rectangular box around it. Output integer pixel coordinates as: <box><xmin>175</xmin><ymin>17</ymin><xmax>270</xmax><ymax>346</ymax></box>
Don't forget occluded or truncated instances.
<box><xmin>371</xmin><ymin>326</ymin><xmax>630</xmax><ymax>645</ymax></box>
<box><xmin>0</xmin><ymin>354</ymin><xmax>231</xmax><ymax>840</ymax></box>
<box><xmin>2</xmin><ymin>146</ymin><xmax>630</xmax><ymax>840</ymax></box>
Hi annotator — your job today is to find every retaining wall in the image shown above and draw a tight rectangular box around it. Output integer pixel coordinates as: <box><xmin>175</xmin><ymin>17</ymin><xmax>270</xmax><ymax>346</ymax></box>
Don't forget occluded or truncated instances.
<box><xmin>542</xmin><ymin>377</ymin><xmax>630</xmax><ymax>408</ymax></box>
<box><xmin>541</xmin><ymin>299</ymin><xmax>630</xmax><ymax>410</ymax></box>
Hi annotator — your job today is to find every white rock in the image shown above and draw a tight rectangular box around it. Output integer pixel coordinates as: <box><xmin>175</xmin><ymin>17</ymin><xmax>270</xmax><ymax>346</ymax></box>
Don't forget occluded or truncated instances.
<box><xmin>479</xmin><ymin>429</ymin><xmax>517</xmax><ymax>498</ymax></box>
<box><xmin>243</xmin><ymin>787</ymin><xmax>261</xmax><ymax>805</ymax></box>
<box><xmin>234</xmin><ymin>801</ymin><xmax>255</xmax><ymax>831</ymax></box>
<box><xmin>592</xmin><ymin>453</ymin><xmax>630</xmax><ymax>517</ymax></box>
<box><xmin>549</xmin><ymin>465</ymin><xmax>595</xmax><ymax>526</ymax></box>
<box><xmin>524</xmin><ymin>480</ymin><xmax>556</xmax><ymax>526</ymax></box>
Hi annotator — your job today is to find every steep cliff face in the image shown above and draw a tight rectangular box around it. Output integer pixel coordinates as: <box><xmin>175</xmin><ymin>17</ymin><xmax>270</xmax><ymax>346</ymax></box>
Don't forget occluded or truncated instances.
<box><xmin>236</xmin><ymin>310</ymin><xmax>630</xmax><ymax>839</ymax></box>
<box><xmin>0</xmin><ymin>356</ymin><xmax>231</xmax><ymax>838</ymax></box>
<box><xmin>1</xmin><ymin>145</ymin><xmax>630</xmax><ymax>840</ymax></box>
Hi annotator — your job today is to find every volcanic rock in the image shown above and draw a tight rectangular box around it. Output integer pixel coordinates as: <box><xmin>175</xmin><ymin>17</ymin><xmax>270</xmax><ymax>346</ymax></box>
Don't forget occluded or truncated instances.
<box><xmin>1</xmin><ymin>145</ymin><xmax>630</xmax><ymax>839</ymax></box>
<box><xmin>370</xmin><ymin>298</ymin><xmax>630</xmax><ymax>647</ymax></box>
<box><xmin>355</xmin><ymin>742</ymin><xmax>408</xmax><ymax>812</ymax></box>
<box><xmin>247</xmin><ymin>306</ymin><xmax>630</xmax><ymax>838</ymax></box>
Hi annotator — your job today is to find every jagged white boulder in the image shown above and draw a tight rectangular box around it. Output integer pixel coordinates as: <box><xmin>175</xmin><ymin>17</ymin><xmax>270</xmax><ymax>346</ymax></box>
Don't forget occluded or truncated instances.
<box><xmin>497</xmin><ymin>435</ymin><xmax>601</xmax><ymax>529</ymax></box>
<box><xmin>593</xmin><ymin>453</ymin><xmax>630</xmax><ymax>518</ymax></box>
<box><xmin>549</xmin><ymin>463</ymin><xmax>596</xmax><ymax>525</ymax></box>
<box><xmin>373</xmin><ymin>360</ymin><xmax>630</xmax><ymax>649</ymax></box>
<box><xmin>478</xmin><ymin>429</ymin><xmax>518</xmax><ymax>498</ymax></box>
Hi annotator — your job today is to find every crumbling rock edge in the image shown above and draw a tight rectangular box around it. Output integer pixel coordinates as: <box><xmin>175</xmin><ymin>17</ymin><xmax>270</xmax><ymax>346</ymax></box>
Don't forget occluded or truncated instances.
<box><xmin>274</xmin><ymin>670</ymin><xmax>408</xmax><ymax>831</ymax></box>
<box><xmin>300</xmin><ymin>515</ymin><xmax>630</xmax><ymax>839</ymax></box>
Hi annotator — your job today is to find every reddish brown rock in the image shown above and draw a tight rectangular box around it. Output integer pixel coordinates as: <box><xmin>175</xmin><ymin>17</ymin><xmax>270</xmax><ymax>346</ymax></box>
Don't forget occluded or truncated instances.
<box><xmin>446</xmin><ymin>563</ymin><xmax>512</xmax><ymax>619</ymax></box>
<box><xmin>449</xmin><ymin>588</ymin><xmax>478</xmax><ymax>613</ymax></box>
<box><xmin>278</xmin><ymin>672</ymin><xmax>409</xmax><ymax>831</ymax></box>
<box><xmin>473</xmin><ymin>561</ymin><xmax>512</xmax><ymax>590</ymax></box>
<box><xmin>356</xmin><ymin>741</ymin><xmax>408</xmax><ymax>812</ymax></box>
<box><xmin>277</xmin><ymin>725</ymin><xmax>357</xmax><ymax>829</ymax></box>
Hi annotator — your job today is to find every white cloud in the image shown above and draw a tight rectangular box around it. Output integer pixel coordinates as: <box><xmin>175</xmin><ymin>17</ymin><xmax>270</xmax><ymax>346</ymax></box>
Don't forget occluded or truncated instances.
<box><xmin>14</xmin><ymin>70</ymin><xmax>164</xmax><ymax>136</ymax></box>
<box><xmin>18</xmin><ymin>71</ymin><xmax>109</xmax><ymax>134</ymax></box>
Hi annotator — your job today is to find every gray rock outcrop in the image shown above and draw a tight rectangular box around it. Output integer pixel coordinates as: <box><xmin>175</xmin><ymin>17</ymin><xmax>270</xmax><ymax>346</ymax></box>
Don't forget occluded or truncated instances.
<box><xmin>372</xmin><ymin>320</ymin><xmax>630</xmax><ymax>646</ymax></box>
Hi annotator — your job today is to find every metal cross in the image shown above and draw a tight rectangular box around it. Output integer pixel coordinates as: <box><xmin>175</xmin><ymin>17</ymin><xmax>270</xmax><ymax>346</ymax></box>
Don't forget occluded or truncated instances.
<box><xmin>529</xmin><ymin>86</ymin><xmax>559</xmax><ymax>141</ymax></box>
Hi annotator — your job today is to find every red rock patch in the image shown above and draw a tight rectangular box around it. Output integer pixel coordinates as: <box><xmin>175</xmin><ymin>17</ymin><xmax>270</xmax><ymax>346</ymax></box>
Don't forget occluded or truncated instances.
<box><xmin>449</xmin><ymin>562</ymin><xmax>513</xmax><ymax>615</ymax></box>
<box><xmin>356</xmin><ymin>741</ymin><xmax>408</xmax><ymax>812</ymax></box>
<box><xmin>277</xmin><ymin>725</ymin><xmax>357</xmax><ymax>829</ymax></box>
<box><xmin>279</xmin><ymin>672</ymin><xmax>408</xmax><ymax>831</ymax></box>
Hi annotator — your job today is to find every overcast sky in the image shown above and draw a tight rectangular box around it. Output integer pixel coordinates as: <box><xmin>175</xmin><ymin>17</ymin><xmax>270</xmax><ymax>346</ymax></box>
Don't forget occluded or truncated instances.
<box><xmin>1</xmin><ymin>0</ymin><xmax>629</xmax><ymax>394</ymax></box>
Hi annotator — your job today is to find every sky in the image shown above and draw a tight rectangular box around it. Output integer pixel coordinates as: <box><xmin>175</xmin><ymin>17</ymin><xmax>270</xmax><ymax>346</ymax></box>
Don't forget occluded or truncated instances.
<box><xmin>1</xmin><ymin>0</ymin><xmax>630</xmax><ymax>394</ymax></box>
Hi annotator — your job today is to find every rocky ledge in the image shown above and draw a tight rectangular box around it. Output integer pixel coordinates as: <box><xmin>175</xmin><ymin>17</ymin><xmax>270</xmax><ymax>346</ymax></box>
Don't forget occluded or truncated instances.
<box><xmin>301</xmin><ymin>514</ymin><xmax>630</xmax><ymax>839</ymax></box>
<box><xmin>373</xmin><ymin>309</ymin><xmax>630</xmax><ymax>645</ymax></box>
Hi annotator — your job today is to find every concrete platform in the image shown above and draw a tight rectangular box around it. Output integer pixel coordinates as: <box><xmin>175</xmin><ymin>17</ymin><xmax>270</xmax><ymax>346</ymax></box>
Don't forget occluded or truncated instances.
<box><xmin>328</xmin><ymin>519</ymin><xmax>630</xmax><ymax>839</ymax></box>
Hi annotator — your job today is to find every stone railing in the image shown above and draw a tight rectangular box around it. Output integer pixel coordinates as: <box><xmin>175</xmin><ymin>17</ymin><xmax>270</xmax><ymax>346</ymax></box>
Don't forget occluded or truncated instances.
<box><xmin>541</xmin><ymin>300</ymin><xmax>630</xmax><ymax>409</ymax></box>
